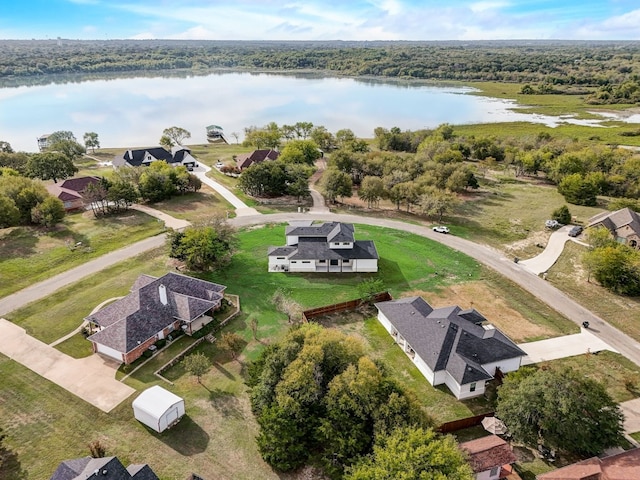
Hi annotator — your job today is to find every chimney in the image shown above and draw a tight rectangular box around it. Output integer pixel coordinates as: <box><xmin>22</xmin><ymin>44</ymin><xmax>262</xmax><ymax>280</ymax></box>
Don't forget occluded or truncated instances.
<box><xmin>482</xmin><ymin>324</ymin><xmax>496</xmax><ymax>338</ymax></box>
<box><xmin>159</xmin><ymin>284</ymin><xmax>168</xmax><ymax>305</ymax></box>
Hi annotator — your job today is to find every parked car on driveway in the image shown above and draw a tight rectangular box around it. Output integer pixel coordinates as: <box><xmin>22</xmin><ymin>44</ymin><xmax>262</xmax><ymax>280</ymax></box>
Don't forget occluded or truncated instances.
<box><xmin>433</xmin><ymin>226</ymin><xmax>450</xmax><ymax>234</ymax></box>
<box><xmin>568</xmin><ymin>225</ymin><xmax>583</xmax><ymax>237</ymax></box>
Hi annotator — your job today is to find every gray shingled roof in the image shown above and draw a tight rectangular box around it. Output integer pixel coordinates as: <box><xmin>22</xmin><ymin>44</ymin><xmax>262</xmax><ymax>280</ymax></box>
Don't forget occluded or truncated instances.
<box><xmin>87</xmin><ymin>272</ymin><xmax>226</xmax><ymax>354</ymax></box>
<box><xmin>122</xmin><ymin>147</ymin><xmax>173</xmax><ymax>166</ymax></box>
<box><xmin>285</xmin><ymin>222</ymin><xmax>355</xmax><ymax>243</ymax></box>
<box><xmin>588</xmin><ymin>207</ymin><xmax>640</xmax><ymax>235</ymax></box>
<box><xmin>50</xmin><ymin>456</ymin><xmax>159</xmax><ymax>480</ymax></box>
<box><xmin>375</xmin><ymin>297</ymin><xmax>525</xmax><ymax>384</ymax></box>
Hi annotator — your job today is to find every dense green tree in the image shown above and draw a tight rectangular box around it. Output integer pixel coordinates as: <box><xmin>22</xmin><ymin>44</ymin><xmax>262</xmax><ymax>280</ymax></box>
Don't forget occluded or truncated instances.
<box><xmin>138</xmin><ymin>161</ymin><xmax>176</xmax><ymax>202</ymax></box>
<box><xmin>285</xmin><ymin>163</ymin><xmax>312</xmax><ymax>201</ymax></box>
<box><xmin>162</xmin><ymin>126</ymin><xmax>191</xmax><ymax>145</ymax></box>
<box><xmin>344</xmin><ymin>427</ymin><xmax>473</xmax><ymax>480</ymax></box>
<box><xmin>168</xmin><ymin>219</ymin><xmax>238</xmax><ymax>271</ymax></box>
<box><xmin>183</xmin><ymin>352</ymin><xmax>211</xmax><ymax>384</ymax></box>
<box><xmin>0</xmin><ymin>195</ymin><xmax>20</xmax><ymax>227</ymax></box>
<box><xmin>279</xmin><ymin>139</ymin><xmax>322</xmax><ymax>166</ymax></box>
<box><xmin>558</xmin><ymin>173</ymin><xmax>598</xmax><ymax>206</ymax></box>
<box><xmin>106</xmin><ymin>181</ymin><xmax>138</xmax><ymax>212</ymax></box>
<box><xmin>83</xmin><ymin>132</ymin><xmax>100</xmax><ymax>153</ymax></box>
<box><xmin>0</xmin><ymin>141</ymin><xmax>13</xmax><ymax>153</ymax></box>
<box><xmin>250</xmin><ymin>324</ymin><xmax>430</xmax><ymax>474</ymax></box>
<box><xmin>0</xmin><ymin>151</ymin><xmax>29</xmax><ymax>174</ymax></box>
<box><xmin>238</xmin><ymin>160</ymin><xmax>289</xmax><ymax>197</ymax></box>
<box><xmin>26</xmin><ymin>152</ymin><xmax>78</xmax><ymax>183</ymax></box>
<box><xmin>310</xmin><ymin>126</ymin><xmax>335</xmax><ymax>151</ymax></box>
<box><xmin>48</xmin><ymin>139</ymin><xmax>86</xmax><ymax>162</ymax></box>
<box><xmin>358</xmin><ymin>176</ymin><xmax>384</xmax><ymax>208</ymax></box>
<box><xmin>30</xmin><ymin>196</ymin><xmax>65</xmax><ymax>227</ymax></box>
<box><xmin>583</xmin><ymin>245</ymin><xmax>640</xmax><ymax>295</ymax></box>
<box><xmin>551</xmin><ymin>205</ymin><xmax>572</xmax><ymax>224</ymax></box>
<box><xmin>321</xmin><ymin>167</ymin><xmax>353</xmax><ymax>203</ymax></box>
<box><xmin>159</xmin><ymin>135</ymin><xmax>174</xmax><ymax>149</ymax></box>
<box><xmin>497</xmin><ymin>367</ymin><xmax>624</xmax><ymax>456</ymax></box>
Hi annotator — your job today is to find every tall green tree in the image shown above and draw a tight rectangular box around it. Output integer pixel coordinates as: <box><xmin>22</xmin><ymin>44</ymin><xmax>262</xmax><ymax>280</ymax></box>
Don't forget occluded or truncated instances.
<box><xmin>138</xmin><ymin>161</ymin><xmax>176</xmax><ymax>202</ymax></box>
<box><xmin>218</xmin><ymin>332</ymin><xmax>245</xmax><ymax>360</ymax></box>
<box><xmin>26</xmin><ymin>152</ymin><xmax>78</xmax><ymax>183</ymax></box>
<box><xmin>279</xmin><ymin>139</ymin><xmax>322</xmax><ymax>166</ymax></box>
<box><xmin>162</xmin><ymin>126</ymin><xmax>191</xmax><ymax>145</ymax></box>
<box><xmin>358</xmin><ymin>176</ymin><xmax>384</xmax><ymax>208</ymax></box>
<box><xmin>345</xmin><ymin>427</ymin><xmax>473</xmax><ymax>480</ymax></box>
<box><xmin>321</xmin><ymin>167</ymin><xmax>352</xmax><ymax>203</ymax></box>
<box><xmin>497</xmin><ymin>367</ymin><xmax>624</xmax><ymax>456</ymax></box>
<box><xmin>49</xmin><ymin>139</ymin><xmax>86</xmax><ymax>162</ymax></box>
<box><xmin>551</xmin><ymin>205</ymin><xmax>572</xmax><ymax>224</ymax></box>
<box><xmin>0</xmin><ymin>141</ymin><xmax>13</xmax><ymax>153</ymax></box>
<box><xmin>83</xmin><ymin>132</ymin><xmax>100</xmax><ymax>153</ymax></box>
<box><xmin>0</xmin><ymin>195</ymin><xmax>20</xmax><ymax>227</ymax></box>
<box><xmin>243</xmin><ymin>122</ymin><xmax>282</xmax><ymax>149</ymax></box>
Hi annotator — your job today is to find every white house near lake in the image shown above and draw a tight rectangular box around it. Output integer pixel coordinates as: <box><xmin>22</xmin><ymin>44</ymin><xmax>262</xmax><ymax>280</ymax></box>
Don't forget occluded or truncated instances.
<box><xmin>132</xmin><ymin>385</ymin><xmax>185</xmax><ymax>433</ymax></box>
<box><xmin>267</xmin><ymin>221</ymin><xmax>379</xmax><ymax>273</ymax></box>
<box><xmin>375</xmin><ymin>296</ymin><xmax>525</xmax><ymax>399</ymax></box>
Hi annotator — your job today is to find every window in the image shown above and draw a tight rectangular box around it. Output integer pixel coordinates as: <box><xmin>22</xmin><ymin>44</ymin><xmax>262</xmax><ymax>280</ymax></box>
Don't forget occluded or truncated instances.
<box><xmin>302</xmin><ymin>261</ymin><xmax>311</xmax><ymax>264</ymax></box>
<box><xmin>490</xmin><ymin>466</ymin><xmax>499</xmax><ymax>477</ymax></box>
<box><xmin>469</xmin><ymin>382</ymin><xmax>477</xmax><ymax>392</ymax></box>
<box><xmin>343</xmin><ymin>259</ymin><xmax>350</xmax><ymax>264</ymax></box>
<box><xmin>276</xmin><ymin>257</ymin><xmax>285</xmax><ymax>260</ymax></box>
<box><xmin>342</xmin><ymin>242</ymin><xmax>350</xmax><ymax>245</ymax></box>
<box><xmin>318</xmin><ymin>260</ymin><xmax>326</xmax><ymax>263</ymax></box>
<box><xmin>330</xmin><ymin>259</ymin><xmax>339</xmax><ymax>266</ymax></box>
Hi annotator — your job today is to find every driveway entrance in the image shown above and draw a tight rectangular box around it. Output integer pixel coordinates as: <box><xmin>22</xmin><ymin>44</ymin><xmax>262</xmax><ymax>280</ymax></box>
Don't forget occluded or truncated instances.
<box><xmin>0</xmin><ymin>318</ymin><xmax>135</xmax><ymax>413</ymax></box>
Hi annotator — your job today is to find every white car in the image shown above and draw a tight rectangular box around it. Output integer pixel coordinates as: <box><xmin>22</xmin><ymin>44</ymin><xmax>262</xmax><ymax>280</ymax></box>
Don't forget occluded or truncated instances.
<box><xmin>433</xmin><ymin>226</ymin><xmax>450</xmax><ymax>234</ymax></box>
<box><xmin>545</xmin><ymin>219</ymin><xmax>560</xmax><ymax>229</ymax></box>
<box><xmin>215</xmin><ymin>162</ymin><xmax>224</xmax><ymax>169</ymax></box>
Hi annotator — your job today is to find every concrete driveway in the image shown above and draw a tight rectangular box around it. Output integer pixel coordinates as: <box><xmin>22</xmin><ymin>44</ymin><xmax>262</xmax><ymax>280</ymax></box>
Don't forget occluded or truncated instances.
<box><xmin>193</xmin><ymin>164</ymin><xmax>260</xmax><ymax>216</ymax></box>
<box><xmin>519</xmin><ymin>226</ymin><xmax>572</xmax><ymax>275</ymax></box>
<box><xmin>519</xmin><ymin>329</ymin><xmax>618</xmax><ymax>365</ymax></box>
<box><xmin>0</xmin><ymin>318</ymin><xmax>135</xmax><ymax>413</ymax></box>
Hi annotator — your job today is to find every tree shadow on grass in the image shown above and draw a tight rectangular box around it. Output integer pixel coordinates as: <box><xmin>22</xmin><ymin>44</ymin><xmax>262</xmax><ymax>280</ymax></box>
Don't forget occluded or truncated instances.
<box><xmin>209</xmin><ymin>388</ymin><xmax>245</xmax><ymax>420</ymax></box>
<box><xmin>0</xmin><ymin>227</ymin><xmax>38</xmax><ymax>261</ymax></box>
<box><xmin>0</xmin><ymin>444</ymin><xmax>30</xmax><ymax>480</ymax></box>
<box><xmin>154</xmin><ymin>415</ymin><xmax>209</xmax><ymax>456</ymax></box>
<box><xmin>213</xmin><ymin>361</ymin><xmax>236</xmax><ymax>380</ymax></box>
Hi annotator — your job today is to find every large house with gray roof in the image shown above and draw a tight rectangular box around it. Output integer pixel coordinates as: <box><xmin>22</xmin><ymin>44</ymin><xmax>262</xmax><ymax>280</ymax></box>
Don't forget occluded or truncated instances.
<box><xmin>375</xmin><ymin>296</ymin><xmax>525</xmax><ymax>399</ymax></box>
<box><xmin>267</xmin><ymin>221</ymin><xmax>379</xmax><ymax>273</ymax></box>
<box><xmin>50</xmin><ymin>456</ymin><xmax>158</xmax><ymax>480</ymax></box>
<box><xmin>113</xmin><ymin>145</ymin><xmax>197</xmax><ymax>169</ymax></box>
<box><xmin>587</xmin><ymin>207</ymin><xmax>640</xmax><ymax>249</ymax></box>
<box><xmin>86</xmin><ymin>272</ymin><xmax>226</xmax><ymax>364</ymax></box>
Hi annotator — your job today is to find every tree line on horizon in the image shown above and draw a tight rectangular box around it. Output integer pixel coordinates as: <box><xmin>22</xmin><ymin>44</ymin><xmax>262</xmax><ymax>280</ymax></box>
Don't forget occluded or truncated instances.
<box><xmin>2</xmin><ymin>40</ymin><xmax>640</xmax><ymax>103</ymax></box>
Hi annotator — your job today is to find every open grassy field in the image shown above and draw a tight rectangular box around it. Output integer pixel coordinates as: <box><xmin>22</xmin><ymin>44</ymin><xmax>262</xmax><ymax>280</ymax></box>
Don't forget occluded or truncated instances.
<box><xmin>546</xmin><ymin>241</ymin><xmax>640</xmax><ymax>342</ymax></box>
<box><xmin>0</xmin><ymin>210</ymin><xmax>165</xmax><ymax>298</ymax></box>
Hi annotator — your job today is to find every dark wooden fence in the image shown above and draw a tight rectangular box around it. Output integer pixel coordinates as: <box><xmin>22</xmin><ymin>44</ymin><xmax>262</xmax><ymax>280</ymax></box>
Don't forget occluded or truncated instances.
<box><xmin>437</xmin><ymin>411</ymin><xmax>495</xmax><ymax>434</ymax></box>
<box><xmin>302</xmin><ymin>291</ymin><xmax>392</xmax><ymax>322</ymax></box>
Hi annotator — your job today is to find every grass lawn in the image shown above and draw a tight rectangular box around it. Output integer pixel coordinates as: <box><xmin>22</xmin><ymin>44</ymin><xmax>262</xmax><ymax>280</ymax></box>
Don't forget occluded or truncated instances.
<box><xmin>546</xmin><ymin>241</ymin><xmax>640</xmax><ymax>342</ymax></box>
<box><xmin>54</xmin><ymin>333</ymin><xmax>93</xmax><ymax>358</ymax></box>
<box><xmin>0</xmin><ymin>210</ymin><xmax>165</xmax><ymax>298</ymax></box>
<box><xmin>151</xmin><ymin>188</ymin><xmax>232</xmax><ymax>223</ymax></box>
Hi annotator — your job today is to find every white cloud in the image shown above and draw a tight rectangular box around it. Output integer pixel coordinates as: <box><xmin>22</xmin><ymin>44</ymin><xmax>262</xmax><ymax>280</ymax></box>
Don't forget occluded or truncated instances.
<box><xmin>469</xmin><ymin>1</ymin><xmax>511</xmax><ymax>14</ymax></box>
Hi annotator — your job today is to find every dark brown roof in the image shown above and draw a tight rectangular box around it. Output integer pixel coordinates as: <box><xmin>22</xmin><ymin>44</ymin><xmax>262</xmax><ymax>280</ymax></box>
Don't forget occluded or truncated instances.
<box><xmin>236</xmin><ymin>149</ymin><xmax>280</xmax><ymax>169</ymax></box>
<box><xmin>60</xmin><ymin>176</ymin><xmax>100</xmax><ymax>193</ymax></box>
<box><xmin>460</xmin><ymin>435</ymin><xmax>517</xmax><ymax>473</ymax></box>
<box><xmin>537</xmin><ymin>448</ymin><xmax>640</xmax><ymax>480</ymax></box>
<box><xmin>87</xmin><ymin>272</ymin><xmax>226</xmax><ymax>354</ymax></box>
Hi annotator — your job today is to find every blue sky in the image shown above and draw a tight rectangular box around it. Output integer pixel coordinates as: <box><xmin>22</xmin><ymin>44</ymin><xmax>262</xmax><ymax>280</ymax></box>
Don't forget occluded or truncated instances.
<box><xmin>2</xmin><ymin>0</ymin><xmax>640</xmax><ymax>41</ymax></box>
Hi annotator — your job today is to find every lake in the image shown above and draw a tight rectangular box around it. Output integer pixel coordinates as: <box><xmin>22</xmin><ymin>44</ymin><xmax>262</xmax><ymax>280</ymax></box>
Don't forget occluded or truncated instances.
<box><xmin>0</xmin><ymin>70</ymin><xmax>608</xmax><ymax>153</ymax></box>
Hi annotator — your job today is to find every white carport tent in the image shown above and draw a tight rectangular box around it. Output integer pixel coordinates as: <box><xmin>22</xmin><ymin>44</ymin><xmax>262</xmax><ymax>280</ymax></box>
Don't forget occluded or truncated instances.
<box><xmin>132</xmin><ymin>385</ymin><xmax>185</xmax><ymax>433</ymax></box>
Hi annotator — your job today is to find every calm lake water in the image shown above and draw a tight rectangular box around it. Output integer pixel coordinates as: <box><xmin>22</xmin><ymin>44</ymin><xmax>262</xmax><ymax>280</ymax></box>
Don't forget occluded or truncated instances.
<box><xmin>0</xmin><ymin>71</ymin><xmax>608</xmax><ymax>153</ymax></box>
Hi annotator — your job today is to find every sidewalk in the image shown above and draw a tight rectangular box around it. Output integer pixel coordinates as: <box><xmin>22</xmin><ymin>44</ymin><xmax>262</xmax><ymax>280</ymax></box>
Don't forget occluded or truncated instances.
<box><xmin>194</xmin><ymin>164</ymin><xmax>260</xmax><ymax>216</ymax></box>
